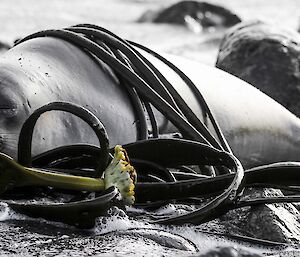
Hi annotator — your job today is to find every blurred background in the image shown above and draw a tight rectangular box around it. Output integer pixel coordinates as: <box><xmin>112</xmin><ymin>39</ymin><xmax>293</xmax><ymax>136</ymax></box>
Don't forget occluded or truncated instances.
<box><xmin>1</xmin><ymin>0</ymin><xmax>300</xmax><ymax>64</ymax></box>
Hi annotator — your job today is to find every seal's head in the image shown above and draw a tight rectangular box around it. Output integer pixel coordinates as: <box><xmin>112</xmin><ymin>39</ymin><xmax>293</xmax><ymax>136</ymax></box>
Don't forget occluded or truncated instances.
<box><xmin>0</xmin><ymin>70</ymin><xmax>31</xmax><ymax>158</ymax></box>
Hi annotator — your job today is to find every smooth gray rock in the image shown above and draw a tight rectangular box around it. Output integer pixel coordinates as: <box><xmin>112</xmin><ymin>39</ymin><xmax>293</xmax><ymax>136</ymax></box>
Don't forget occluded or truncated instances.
<box><xmin>138</xmin><ymin>1</ymin><xmax>241</xmax><ymax>32</ymax></box>
<box><xmin>0</xmin><ymin>220</ymin><xmax>199</xmax><ymax>256</ymax></box>
<box><xmin>216</xmin><ymin>187</ymin><xmax>300</xmax><ymax>246</ymax></box>
<box><xmin>216</xmin><ymin>21</ymin><xmax>300</xmax><ymax>116</ymax></box>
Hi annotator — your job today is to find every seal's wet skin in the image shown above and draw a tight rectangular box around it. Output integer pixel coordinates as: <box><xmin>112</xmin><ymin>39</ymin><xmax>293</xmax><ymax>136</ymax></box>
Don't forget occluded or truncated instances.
<box><xmin>1</xmin><ymin>24</ymin><xmax>300</xmax><ymax>255</ymax></box>
<box><xmin>1</xmin><ymin>25</ymin><xmax>300</xmax><ymax>168</ymax></box>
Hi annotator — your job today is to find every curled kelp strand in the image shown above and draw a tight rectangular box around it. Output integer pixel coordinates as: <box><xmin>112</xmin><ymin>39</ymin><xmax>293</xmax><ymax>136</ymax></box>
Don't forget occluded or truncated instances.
<box><xmin>17</xmin><ymin>29</ymin><xmax>212</xmax><ymax>146</ymax></box>
<box><xmin>66</xmin><ymin>26</ymin><xmax>182</xmax><ymax>115</ymax></box>
<box><xmin>120</xmin><ymin>138</ymin><xmax>245</xmax><ymax>225</ymax></box>
<box><xmin>171</xmin><ymin>171</ymin><xmax>209</xmax><ymax>180</ymax></box>
<box><xmin>17</xmin><ymin>26</ymin><xmax>234</xmax><ymax>179</ymax></box>
<box><xmin>70</xmin><ymin>23</ymin><xmax>229</xmax><ymax>154</ymax></box>
<box><xmin>127</xmin><ymin>39</ymin><xmax>231</xmax><ymax>154</ymax></box>
<box><xmin>197</xmin><ymin>229</ymin><xmax>289</xmax><ymax>248</ymax></box>
<box><xmin>0</xmin><ymin>152</ymin><xmax>105</xmax><ymax>192</ymax></box>
<box><xmin>17</xmin><ymin>102</ymin><xmax>110</xmax><ymax>177</ymax></box>
<box><xmin>0</xmin><ymin>146</ymin><xmax>137</xmax><ymax>207</ymax></box>
<box><xmin>31</xmin><ymin>144</ymin><xmax>102</xmax><ymax>174</ymax></box>
<box><xmin>13</xmin><ymin>25</ymin><xmax>300</xmax><ymax>232</ymax></box>
<box><xmin>152</xmin><ymin>157</ymin><xmax>243</xmax><ymax>225</ymax></box>
<box><xmin>234</xmin><ymin>195</ymin><xmax>300</xmax><ymax>209</ymax></box>
<box><xmin>131</xmin><ymin>158</ymin><xmax>176</xmax><ymax>182</ymax></box>
<box><xmin>104</xmin><ymin>145</ymin><xmax>137</xmax><ymax>206</ymax></box>
<box><xmin>4</xmin><ymin>186</ymin><xmax>124</xmax><ymax>229</ymax></box>
<box><xmin>135</xmin><ymin>163</ymin><xmax>300</xmax><ymax>203</ymax></box>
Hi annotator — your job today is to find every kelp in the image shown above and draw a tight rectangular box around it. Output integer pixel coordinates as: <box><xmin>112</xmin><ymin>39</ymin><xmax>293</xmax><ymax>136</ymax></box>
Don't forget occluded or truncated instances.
<box><xmin>0</xmin><ymin>25</ymin><xmax>299</xmax><ymax>249</ymax></box>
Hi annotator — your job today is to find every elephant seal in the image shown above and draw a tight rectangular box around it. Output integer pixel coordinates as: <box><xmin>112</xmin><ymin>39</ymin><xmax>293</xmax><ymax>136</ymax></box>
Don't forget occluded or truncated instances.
<box><xmin>0</xmin><ymin>27</ymin><xmax>300</xmax><ymax>169</ymax></box>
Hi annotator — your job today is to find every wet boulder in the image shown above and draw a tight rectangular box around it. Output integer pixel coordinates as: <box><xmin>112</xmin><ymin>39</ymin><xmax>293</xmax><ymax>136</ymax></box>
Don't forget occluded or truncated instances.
<box><xmin>216</xmin><ymin>21</ymin><xmax>300</xmax><ymax>117</ymax></box>
<box><xmin>221</xmin><ymin>188</ymin><xmax>300</xmax><ymax>244</ymax></box>
<box><xmin>138</xmin><ymin>1</ymin><xmax>241</xmax><ymax>33</ymax></box>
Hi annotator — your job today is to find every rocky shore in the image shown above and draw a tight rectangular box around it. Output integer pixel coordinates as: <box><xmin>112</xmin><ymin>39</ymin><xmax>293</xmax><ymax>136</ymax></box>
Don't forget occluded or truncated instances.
<box><xmin>1</xmin><ymin>1</ymin><xmax>300</xmax><ymax>256</ymax></box>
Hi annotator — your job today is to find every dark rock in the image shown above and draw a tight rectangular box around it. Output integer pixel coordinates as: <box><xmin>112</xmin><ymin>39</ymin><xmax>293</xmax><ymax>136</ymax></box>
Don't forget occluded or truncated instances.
<box><xmin>219</xmin><ymin>188</ymin><xmax>300</xmax><ymax>244</ymax></box>
<box><xmin>216</xmin><ymin>21</ymin><xmax>300</xmax><ymax>117</ymax></box>
<box><xmin>0</xmin><ymin>40</ymin><xmax>10</xmax><ymax>54</ymax></box>
<box><xmin>194</xmin><ymin>246</ymin><xmax>262</xmax><ymax>257</ymax></box>
<box><xmin>244</xmin><ymin>188</ymin><xmax>300</xmax><ymax>243</ymax></box>
<box><xmin>138</xmin><ymin>1</ymin><xmax>241</xmax><ymax>32</ymax></box>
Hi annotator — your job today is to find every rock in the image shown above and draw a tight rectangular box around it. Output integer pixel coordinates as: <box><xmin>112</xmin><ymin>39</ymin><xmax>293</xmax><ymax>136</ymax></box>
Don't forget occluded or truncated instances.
<box><xmin>118</xmin><ymin>228</ymin><xmax>199</xmax><ymax>252</ymax></box>
<box><xmin>0</xmin><ymin>40</ymin><xmax>10</xmax><ymax>54</ymax></box>
<box><xmin>0</xmin><ymin>219</ymin><xmax>197</xmax><ymax>256</ymax></box>
<box><xmin>219</xmin><ymin>188</ymin><xmax>300</xmax><ymax>244</ymax></box>
<box><xmin>138</xmin><ymin>1</ymin><xmax>241</xmax><ymax>33</ymax></box>
<box><xmin>0</xmin><ymin>201</ymin><xmax>299</xmax><ymax>256</ymax></box>
<box><xmin>244</xmin><ymin>188</ymin><xmax>300</xmax><ymax>243</ymax></box>
<box><xmin>216</xmin><ymin>21</ymin><xmax>300</xmax><ymax>117</ymax></box>
<box><xmin>193</xmin><ymin>246</ymin><xmax>262</xmax><ymax>257</ymax></box>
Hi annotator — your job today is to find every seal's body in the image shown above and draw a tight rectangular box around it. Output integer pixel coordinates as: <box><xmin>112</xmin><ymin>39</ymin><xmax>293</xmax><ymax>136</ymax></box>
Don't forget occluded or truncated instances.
<box><xmin>0</xmin><ymin>37</ymin><xmax>299</xmax><ymax>168</ymax></box>
<box><xmin>144</xmin><ymin>52</ymin><xmax>300</xmax><ymax>168</ymax></box>
<box><xmin>0</xmin><ymin>38</ymin><xmax>138</xmax><ymax>159</ymax></box>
